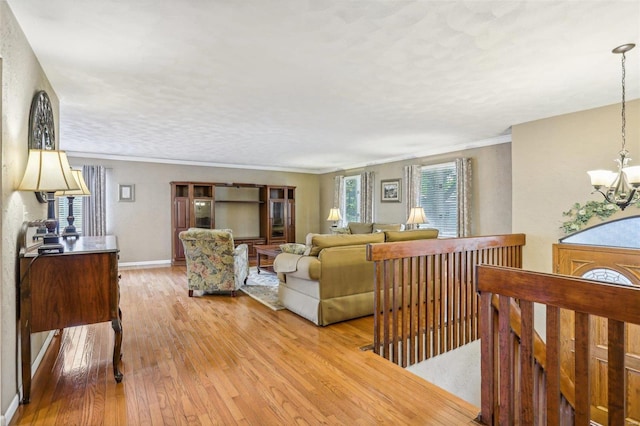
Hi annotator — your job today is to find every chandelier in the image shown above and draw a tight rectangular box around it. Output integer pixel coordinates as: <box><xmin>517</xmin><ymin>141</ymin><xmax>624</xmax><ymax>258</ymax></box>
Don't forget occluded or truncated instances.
<box><xmin>588</xmin><ymin>43</ymin><xmax>640</xmax><ymax>210</ymax></box>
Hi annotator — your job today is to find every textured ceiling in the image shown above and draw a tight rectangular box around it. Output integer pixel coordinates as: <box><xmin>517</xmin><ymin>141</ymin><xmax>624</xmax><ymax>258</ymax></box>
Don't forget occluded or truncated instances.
<box><xmin>7</xmin><ymin>0</ymin><xmax>640</xmax><ymax>173</ymax></box>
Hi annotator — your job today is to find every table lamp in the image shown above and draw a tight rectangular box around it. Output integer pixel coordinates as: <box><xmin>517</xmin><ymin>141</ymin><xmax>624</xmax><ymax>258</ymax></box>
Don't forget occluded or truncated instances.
<box><xmin>406</xmin><ymin>207</ymin><xmax>428</xmax><ymax>230</ymax></box>
<box><xmin>326</xmin><ymin>208</ymin><xmax>342</xmax><ymax>228</ymax></box>
<box><xmin>18</xmin><ymin>149</ymin><xmax>80</xmax><ymax>253</ymax></box>
<box><xmin>55</xmin><ymin>169</ymin><xmax>91</xmax><ymax>239</ymax></box>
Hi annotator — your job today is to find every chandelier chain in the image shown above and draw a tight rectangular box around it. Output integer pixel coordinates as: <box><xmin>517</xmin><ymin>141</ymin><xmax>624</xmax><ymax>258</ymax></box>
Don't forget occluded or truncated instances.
<box><xmin>621</xmin><ymin>51</ymin><xmax>626</xmax><ymax>151</ymax></box>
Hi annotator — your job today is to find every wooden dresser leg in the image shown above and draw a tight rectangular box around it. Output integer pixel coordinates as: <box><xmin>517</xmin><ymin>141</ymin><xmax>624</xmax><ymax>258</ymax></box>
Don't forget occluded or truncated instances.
<box><xmin>111</xmin><ymin>318</ymin><xmax>123</xmax><ymax>383</ymax></box>
<box><xmin>188</xmin><ymin>289</ymin><xmax>193</xmax><ymax>297</ymax></box>
<box><xmin>21</xmin><ymin>321</ymin><xmax>31</xmax><ymax>404</ymax></box>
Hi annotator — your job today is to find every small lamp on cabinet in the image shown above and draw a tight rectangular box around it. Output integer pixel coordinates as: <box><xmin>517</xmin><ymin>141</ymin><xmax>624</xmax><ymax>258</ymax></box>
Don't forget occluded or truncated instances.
<box><xmin>55</xmin><ymin>169</ymin><xmax>91</xmax><ymax>239</ymax></box>
<box><xmin>18</xmin><ymin>149</ymin><xmax>80</xmax><ymax>253</ymax></box>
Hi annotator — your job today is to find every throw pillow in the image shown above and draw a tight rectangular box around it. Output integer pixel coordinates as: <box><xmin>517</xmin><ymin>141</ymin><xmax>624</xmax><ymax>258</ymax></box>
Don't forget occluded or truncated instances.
<box><xmin>348</xmin><ymin>222</ymin><xmax>374</xmax><ymax>234</ymax></box>
<box><xmin>331</xmin><ymin>227</ymin><xmax>351</xmax><ymax>235</ymax></box>
<box><xmin>373</xmin><ymin>223</ymin><xmax>404</xmax><ymax>232</ymax></box>
<box><xmin>279</xmin><ymin>243</ymin><xmax>308</xmax><ymax>255</ymax></box>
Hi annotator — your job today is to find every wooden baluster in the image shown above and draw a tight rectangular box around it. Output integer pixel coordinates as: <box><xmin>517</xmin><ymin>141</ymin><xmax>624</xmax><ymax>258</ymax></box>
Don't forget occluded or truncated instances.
<box><xmin>499</xmin><ymin>295</ymin><xmax>513</xmax><ymax>425</ymax></box>
<box><xmin>608</xmin><ymin>319</ymin><xmax>626</xmax><ymax>425</ymax></box>
<box><xmin>574</xmin><ymin>311</ymin><xmax>591</xmax><ymax>425</ymax></box>
<box><xmin>520</xmin><ymin>300</ymin><xmax>534</xmax><ymax>424</ymax></box>
<box><xmin>546</xmin><ymin>306</ymin><xmax>561</xmax><ymax>425</ymax></box>
<box><xmin>480</xmin><ymin>290</ymin><xmax>495</xmax><ymax>425</ymax></box>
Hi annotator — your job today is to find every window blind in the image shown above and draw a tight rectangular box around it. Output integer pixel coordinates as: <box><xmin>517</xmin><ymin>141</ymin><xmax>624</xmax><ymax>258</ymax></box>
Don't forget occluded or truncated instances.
<box><xmin>419</xmin><ymin>162</ymin><xmax>457</xmax><ymax>237</ymax></box>
<box><xmin>57</xmin><ymin>197</ymin><xmax>84</xmax><ymax>235</ymax></box>
<box><xmin>343</xmin><ymin>175</ymin><xmax>361</xmax><ymax>223</ymax></box>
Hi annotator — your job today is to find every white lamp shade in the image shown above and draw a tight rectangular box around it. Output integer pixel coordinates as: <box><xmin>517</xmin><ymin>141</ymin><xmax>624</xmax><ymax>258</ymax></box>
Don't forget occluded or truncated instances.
<box><xmin>587</xmin><ymin>170</ymin><xmax>617</xmax><ymax>187</ymax></box>
<box><xmin>326</xmin><ymin>208</ymin><xmax>342</xmax><ymax>221</ymax></box>
<box><xmin>18</xmin><ymin>150</ymin><xmax>80</xmax><ymax>192</ymax></box>
<box><xmin>55</xmin><ymin>169</ymin><xmax>91</xmax><ymax>196</ymax></box>
<box><xmin>407</xmin><ymin>207</ymin><xmax>428</xmax><ymax>225</ymax></box>
<box><xmin>623</xmin><ymin>166</ymin><xmax>640</xmax><ymax>186</ymax></box>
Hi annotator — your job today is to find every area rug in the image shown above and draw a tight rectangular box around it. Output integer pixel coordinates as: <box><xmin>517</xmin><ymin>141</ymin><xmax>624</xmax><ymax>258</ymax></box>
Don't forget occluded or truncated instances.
<box><xmin>240</xmin><ymin>268</ymin><xmax>284</xmax><ymax>311</ymax></box>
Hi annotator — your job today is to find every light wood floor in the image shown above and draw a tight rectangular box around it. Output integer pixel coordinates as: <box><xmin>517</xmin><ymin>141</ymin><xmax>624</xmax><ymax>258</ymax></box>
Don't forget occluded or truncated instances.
<box><xmin>11</xmin><ymin>266</ymin><xmax>479</xmax><ymax>425</ymax></box>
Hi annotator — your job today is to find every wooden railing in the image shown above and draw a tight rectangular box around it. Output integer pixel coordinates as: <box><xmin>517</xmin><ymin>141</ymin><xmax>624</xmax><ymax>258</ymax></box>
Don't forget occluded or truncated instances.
<box><xmin>365</xmin><ymin>234</ymin><xmax>525</xmax><ymax>368</ymax></box>
<box><xmin>477</xmin><ymin>265</ymin><xmax>640</xmax><ymax>425</ymax></box>
<box><xmin>486</xmin><ymin>294</ymin><xmax>575</xmax><ymax>425</ymax></box>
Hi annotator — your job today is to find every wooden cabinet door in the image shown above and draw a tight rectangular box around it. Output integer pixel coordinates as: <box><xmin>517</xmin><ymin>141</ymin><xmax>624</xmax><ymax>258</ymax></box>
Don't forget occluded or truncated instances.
<box><xmin>173</xmin><ymin>197</ymin><xmax>190</xmax><ymax>262</ymax></box>
<box><xmin>554</xmin><ymin>243</ymin><xmax>640</xmax><ymax>424</ymax></box>
<box><xmin>286</xmin><ymin>198</ymin><xmax>295</xmax><ymax>243</ymax></box>
<box><xmin>268</xmin><ymin>199</ymin><xmax>286</xmax><ymax>243</ymax></box>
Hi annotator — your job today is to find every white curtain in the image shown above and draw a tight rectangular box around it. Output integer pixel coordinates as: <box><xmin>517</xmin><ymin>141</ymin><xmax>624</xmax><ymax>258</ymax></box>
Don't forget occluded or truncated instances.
<box><xmin>82</xmin><ymin>165</ymin><xmax>107</xmax><ymax>236</ymax></box>
<box><xmin>333</xmin><ymin>175</ymin><xmax>345</xmax><ymax>227</ymax></box>
<box><xmin>403</xmin><ymin>164</ymin><xmax>421</xmax><ymax>221</ymax></box>
<box><xmin>456</xmin><ymin>157</ymin><xmax>472</xmax><ymax>237</ymax></box>
<box><xmin>360</xmin><ymin>171</ymin><xmax>374</xmax><ymax>223</ymax></box>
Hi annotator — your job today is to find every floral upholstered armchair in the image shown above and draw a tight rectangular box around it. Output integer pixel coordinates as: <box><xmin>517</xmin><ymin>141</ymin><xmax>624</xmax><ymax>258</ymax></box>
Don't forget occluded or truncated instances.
<box><xmin>179</xmin><ymin>228</ymin><xmax>249</xmax><ymax>297</ymax></box>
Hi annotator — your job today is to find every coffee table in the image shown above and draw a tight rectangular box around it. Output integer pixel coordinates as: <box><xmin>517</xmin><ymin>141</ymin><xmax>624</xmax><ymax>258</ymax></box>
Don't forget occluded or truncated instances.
<box><xmin>254</xmin><ymin>244</ymin><xmax>282</xmax><ymax>274</ymax></box>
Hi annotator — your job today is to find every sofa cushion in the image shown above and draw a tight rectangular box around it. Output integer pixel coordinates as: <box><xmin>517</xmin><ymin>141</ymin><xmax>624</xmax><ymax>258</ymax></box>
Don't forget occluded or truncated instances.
<box><xmin>348</xmin><ymin>222</ymin><xmax>374</xmax><ymax>234</ymax></box>
<box><xmin>318</xmin><ymin>245</ymin><xmax>374</xmax><ymax>298</ymax></box>
<box><xmin>384</xmin><ymin>228</ymin><xmax>439</xmax><ymax>242</ymax></box>
<box><xmin>373</xmin><ymin>223</ymin><xmax>404</xmax><ymax>232</ymax></box>
<box><xmin>309</xmin><ymin>233</ymin><xmax>385</xmax><ymax>256</ymax></box>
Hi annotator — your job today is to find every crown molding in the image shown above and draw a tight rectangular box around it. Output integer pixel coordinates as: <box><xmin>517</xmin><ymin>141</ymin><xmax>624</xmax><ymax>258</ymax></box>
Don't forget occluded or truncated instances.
<box><xmin>65</xmin><ymin>134</ymin><xmax>511</xmax><ymax>176</ymax></box>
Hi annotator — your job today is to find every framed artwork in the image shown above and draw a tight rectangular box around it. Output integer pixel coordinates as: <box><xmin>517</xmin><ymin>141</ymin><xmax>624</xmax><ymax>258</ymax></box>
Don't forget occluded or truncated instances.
<box><xmin>381</xmin><ymin>179</ymin><xmax>401</xmax><ymax>202</ymax></box>
<box><xmin>118</xmin><ymin>184</ymin><xmax>135</xmax><ymax>202</ymax></box>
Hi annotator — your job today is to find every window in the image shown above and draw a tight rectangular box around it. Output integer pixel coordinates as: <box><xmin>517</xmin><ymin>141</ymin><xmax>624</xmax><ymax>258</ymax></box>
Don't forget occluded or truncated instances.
<box><xmin>57</xmin><ymin>197</ymin><xmax>84</xmax><ymax>235</ymax></box>
<box><xmin>343</xmin><ymin>175</ymin><xmax>361</xmax><ymax>223</ymax></box>
<box><xmin>419</xmin><ymin>162</ymin><xmax>457</xmax><ymax>237</ymax></box>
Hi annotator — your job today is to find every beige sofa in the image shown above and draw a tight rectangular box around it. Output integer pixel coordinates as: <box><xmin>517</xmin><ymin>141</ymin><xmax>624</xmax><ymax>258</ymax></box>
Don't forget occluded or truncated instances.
<box><xmin>273</xmin><ymin>229</ymin><xmax>439</xmax><ymax>326</ymax></box>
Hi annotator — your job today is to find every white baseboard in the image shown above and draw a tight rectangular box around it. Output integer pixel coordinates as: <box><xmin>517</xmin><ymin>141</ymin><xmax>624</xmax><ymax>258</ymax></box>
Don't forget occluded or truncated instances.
<box><xmin>3</xmin><ymin>330</ymin><xmax>55</xmax><ymax>425</ymax></box>
<box><xmin>118</xmin><ymin>259</ymin><xmax>171</xmax><ymax>269</ymax></box>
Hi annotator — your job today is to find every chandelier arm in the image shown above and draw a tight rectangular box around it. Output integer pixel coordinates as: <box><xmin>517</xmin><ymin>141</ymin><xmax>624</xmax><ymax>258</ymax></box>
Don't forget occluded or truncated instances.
<box><xmin>599</xmin><ymin>187</ymin><xmax>637</xmax><ymax>211</ymax></box>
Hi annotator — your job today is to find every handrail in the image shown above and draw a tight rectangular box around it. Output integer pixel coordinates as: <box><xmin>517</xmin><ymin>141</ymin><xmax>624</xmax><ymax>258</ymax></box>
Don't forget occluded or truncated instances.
<box><xmin>366</xmin><ymin>234</ymin><xmax>525</xmax><ymax>368</ymax></box>
<box><xmin>477</xmin><ymin>265</ymin><xmax>640</xmax><ymax>425</ymax></box>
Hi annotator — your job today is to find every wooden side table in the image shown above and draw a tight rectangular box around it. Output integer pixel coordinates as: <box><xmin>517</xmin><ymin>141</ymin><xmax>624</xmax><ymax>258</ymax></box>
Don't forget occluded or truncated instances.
<box><xmin>254</xmin><ymin>244</ymin><xmax>282</xmax><ymax>274</ymax></box>
<box><xmin>18</xmin><ymin>233</ymin><xmax>122</xmax><ymax>404</ymax></box>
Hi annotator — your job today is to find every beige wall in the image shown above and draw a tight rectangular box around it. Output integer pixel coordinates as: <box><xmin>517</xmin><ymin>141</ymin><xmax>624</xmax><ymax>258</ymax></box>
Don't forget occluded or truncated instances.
<box><xmin>69</xmin><ymin>142</ymin><xmax>512</xmax><ymax>265</ymax></box>
<box><xmin>319</xmin><ymin>143</ymin><xmax>513</xmax><ymax>236</ymax></box>
<box><xmin>512</xmin><ymin>99</ymin><xmax>640</xmax><ymax>273</ymax></box>
<box><xmin>1</xmin><ymin>1</ymin><xmax>55</xmax><ymax>416</ymax></box>
<box><xmin>66</xmin><ymin>157</ymin><xmax>320</xmax><ymax>263</ymax></box>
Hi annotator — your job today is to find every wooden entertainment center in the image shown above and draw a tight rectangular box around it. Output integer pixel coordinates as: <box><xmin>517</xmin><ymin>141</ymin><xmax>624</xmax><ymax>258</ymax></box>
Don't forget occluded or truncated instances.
<box><xmin>170</xmin><ymin>182</ymin><xmax>295</xmax><ymax>265</ymax></box>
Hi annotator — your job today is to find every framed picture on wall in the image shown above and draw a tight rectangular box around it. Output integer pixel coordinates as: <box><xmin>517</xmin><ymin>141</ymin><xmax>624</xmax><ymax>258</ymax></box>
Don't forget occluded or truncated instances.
<box><xmin>118</xmin><ymin>184</ymin><xmax>135</xmax><ymax>202</ymax></box>
<box><xmin>381</xmin><ymin>179</ymin><xmax>401</xmax><ymax>202</ymax></box>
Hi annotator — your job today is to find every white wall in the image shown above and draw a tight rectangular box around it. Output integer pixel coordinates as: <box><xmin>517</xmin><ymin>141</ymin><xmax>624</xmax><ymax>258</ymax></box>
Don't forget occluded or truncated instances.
<box><xmin>1</xmin><ymin>1</ymin><xmax>55</xmax><ymax>417</ymax></box>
